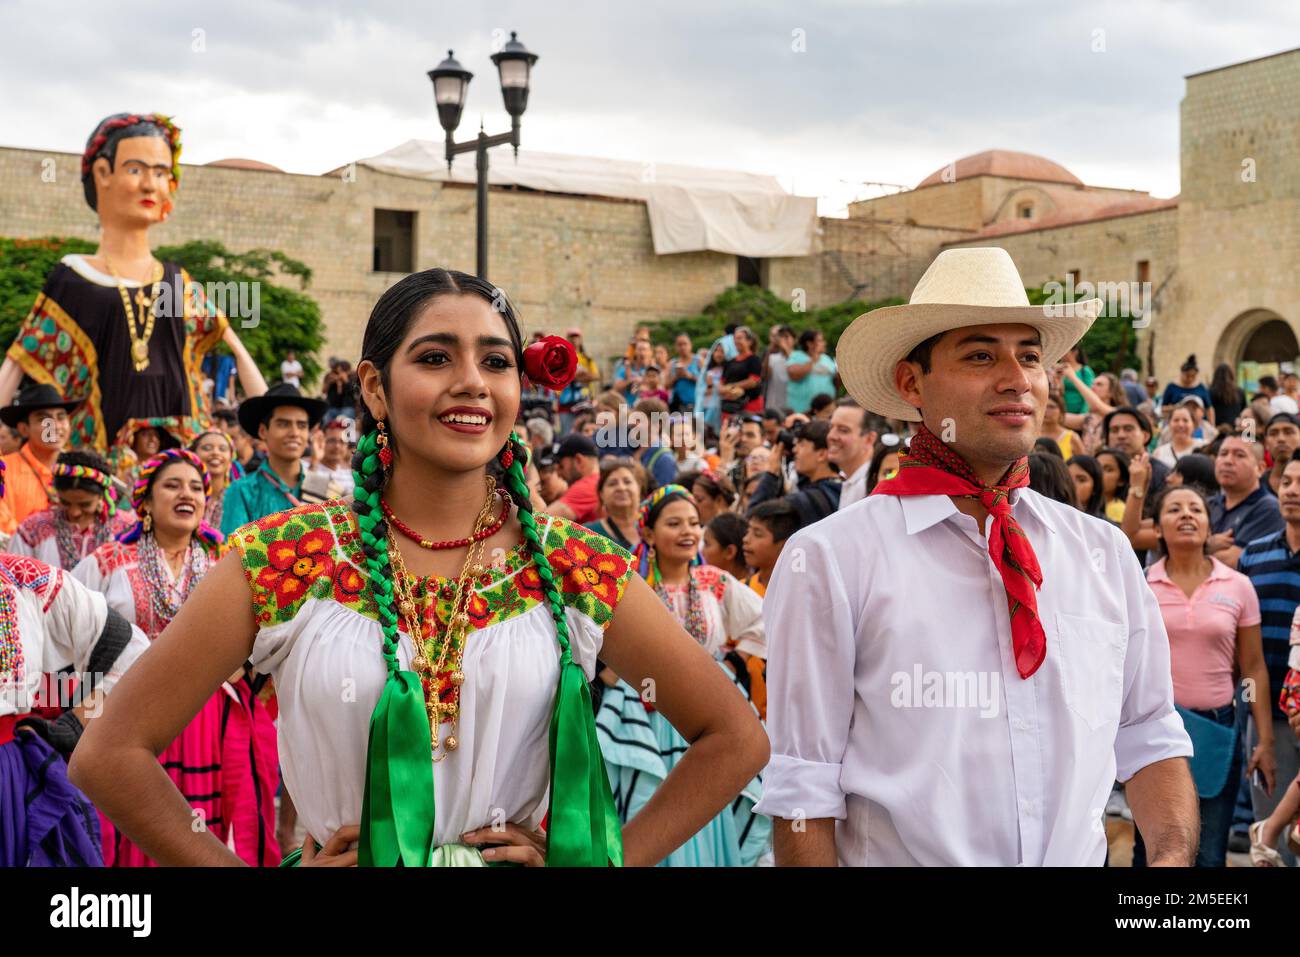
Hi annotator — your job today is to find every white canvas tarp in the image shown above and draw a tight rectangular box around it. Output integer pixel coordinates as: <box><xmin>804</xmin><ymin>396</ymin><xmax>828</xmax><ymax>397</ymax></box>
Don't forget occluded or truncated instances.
<box><xmin>357</xmin><ymin>140</ymin><xmax>817</xmax><ymax>257</ymax></box>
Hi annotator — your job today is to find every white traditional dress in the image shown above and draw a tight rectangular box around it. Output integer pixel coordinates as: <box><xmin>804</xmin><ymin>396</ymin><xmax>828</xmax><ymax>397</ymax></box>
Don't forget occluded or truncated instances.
<box><xmin>596</xmin><ymin>564</ymin><xmax>770</xmax><ymax>865</ymax></box>
<box><xmin>6</xmin><ymin>508</ymin><xmax>138</xmax><ymax>571</ymax></box>
<box><xmin>227</xmin><ymin>500</ymin><xmax>635</xmax><ymax>860</ymax></box>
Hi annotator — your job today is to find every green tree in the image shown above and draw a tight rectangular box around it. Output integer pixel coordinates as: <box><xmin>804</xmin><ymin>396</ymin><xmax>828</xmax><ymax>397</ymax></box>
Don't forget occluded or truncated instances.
<box><xmin>1027</xmin><ymin>280</ymin><xmax>1140</xmax><ymax>373</ymax></box>
<box><xmin>154</xmin><ymin>239</ymin><xmax>324</xmax><ymax>384</ymax></box>
<box><xmin>649</xmin><ymin>284</ymin><xmax>904</xmax><ymax>358</ymax></box>
<box><xmin>0</xmin><ymin>236</ymin><xmax>324</xmax><ymax>384</ymax></box>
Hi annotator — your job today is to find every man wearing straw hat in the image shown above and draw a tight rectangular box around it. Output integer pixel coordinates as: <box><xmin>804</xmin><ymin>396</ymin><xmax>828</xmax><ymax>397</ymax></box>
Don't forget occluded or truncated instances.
<box><xmin>755</xmin><ymin>247</ymin><xmax>1197</xmax><ymax>866</ymax></box>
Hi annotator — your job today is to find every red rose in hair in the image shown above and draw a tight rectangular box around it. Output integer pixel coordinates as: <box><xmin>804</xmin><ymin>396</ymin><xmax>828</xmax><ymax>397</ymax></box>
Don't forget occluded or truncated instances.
<box><xmin>522</xmin><ymin>336</ymin><xmax>578</xmax><ymax>392</ymax></box>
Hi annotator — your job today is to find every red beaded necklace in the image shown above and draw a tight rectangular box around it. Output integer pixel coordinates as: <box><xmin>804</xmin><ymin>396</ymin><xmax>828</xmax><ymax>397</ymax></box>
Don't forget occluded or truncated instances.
<box><xmin>382</xmin><ymin>491</ymin><xmax>511</xmax><ymax>550</ymax></box>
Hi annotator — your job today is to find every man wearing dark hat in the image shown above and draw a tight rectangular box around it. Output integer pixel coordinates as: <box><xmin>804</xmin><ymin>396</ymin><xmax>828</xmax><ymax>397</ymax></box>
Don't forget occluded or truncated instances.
<box><xmin>548</xmin><ymin>433</ymin><xmax>601</xmax><ymax>523</ymax></box>
<box><xmin>0</xmin><ymin>384</ymin><xmax>80</xmax><ymax>534</ymax></box>
<box><xmin>219</xmin><ymin>383</ymin><xmax>327</xmax><ymax>537</ymax></box>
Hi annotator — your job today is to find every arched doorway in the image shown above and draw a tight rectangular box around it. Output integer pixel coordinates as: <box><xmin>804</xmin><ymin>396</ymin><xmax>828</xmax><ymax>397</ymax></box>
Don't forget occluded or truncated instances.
<box><xmin>1215</xmin><ymin>309</ymin><xmax>1298</xmax><ymax>388</ymax></box>
<box><xmin>1241</xmin><ymin>320</ymin><xmax>1299</xmax><ymax>363</ymax></box>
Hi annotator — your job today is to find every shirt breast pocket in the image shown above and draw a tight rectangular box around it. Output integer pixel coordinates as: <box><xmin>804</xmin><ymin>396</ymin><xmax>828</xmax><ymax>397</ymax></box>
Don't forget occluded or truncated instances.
<box><xmin>1054</xmin><ymin>611</ymin><xmax>1128</xmax><ymax>731</ymax></box>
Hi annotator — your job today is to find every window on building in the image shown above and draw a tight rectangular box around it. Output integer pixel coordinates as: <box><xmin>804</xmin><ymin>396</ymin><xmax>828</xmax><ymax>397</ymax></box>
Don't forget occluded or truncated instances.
<box><xmin>1017</xmin><ymin>201</ymin><xmax>1034</xmax><ymax>219</ymax></box>
<box><xmin>737</xmin><ymin>256</ymin><xmax>765</xmax><ymax>287</ymax></box>
<box><xmin>1067</xmin><ymin>269</ymin><xmax>1080</xmax><ymax>289</ymax></box>
<box><xmin>373</xmin><ymin>209</ymin><xmax>416</xmax><ymax>273</ymax></box>
<box><xmin>1136</xmin><ymin>260</ymin><xmax>1150</xmax><ymax>284</ymax></box>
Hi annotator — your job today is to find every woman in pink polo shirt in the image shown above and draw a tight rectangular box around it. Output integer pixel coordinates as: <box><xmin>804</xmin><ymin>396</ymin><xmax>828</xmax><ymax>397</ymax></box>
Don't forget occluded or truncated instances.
<box><xmin>1142</xmin><ymin>484</ymin><xmax>1277</xmax><ymax>866</ymax></box>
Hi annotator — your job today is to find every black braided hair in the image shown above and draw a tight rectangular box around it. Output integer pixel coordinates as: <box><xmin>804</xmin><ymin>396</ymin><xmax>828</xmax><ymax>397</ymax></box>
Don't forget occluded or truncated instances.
<box><xmin>499</xmin><ymin>434</ymin><xmax>572</xmax><ymax>653</ymax></box>
<box><xmin>351</xmin><ymin>430</ymin><xmax>400</xmax><ymax>667</ymax></box>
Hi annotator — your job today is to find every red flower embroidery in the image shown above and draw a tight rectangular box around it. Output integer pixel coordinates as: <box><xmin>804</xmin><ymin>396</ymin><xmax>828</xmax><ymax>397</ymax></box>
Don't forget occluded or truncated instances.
<box><xmin>515</xmin><ymin>564</ymin><xmax>547</xmax><ymax>602</ymax></box>
<box><xmin>255</xmin><ymin>527</ymin><xmax>335</xmax><ymax>608</ymax></box>
<box><xmin>333</xmin><ymin>562</ymin><xmax>365</xmax><ymax>604</ymax></box>
<box><xmin>547</xmin><ymin>536</ymin><xmax>627</xmax><ymax>606</ymax></box>
<box><xmin>465</xmin><ymin>591</ymin><xmax>492</xmax><ymax>629</ymax></box>
<box><xmin>256</xmin><ymin>511</ymin><xmax>294</xmax><ymax>533</ymax></box>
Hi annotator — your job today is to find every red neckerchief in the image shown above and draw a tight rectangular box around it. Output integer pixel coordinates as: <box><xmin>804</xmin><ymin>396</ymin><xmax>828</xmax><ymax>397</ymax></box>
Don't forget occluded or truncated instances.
<box><xmin>871</xmin><ymin>425</ymin><xmax>1046</xmax><ymax>679</ymax></box>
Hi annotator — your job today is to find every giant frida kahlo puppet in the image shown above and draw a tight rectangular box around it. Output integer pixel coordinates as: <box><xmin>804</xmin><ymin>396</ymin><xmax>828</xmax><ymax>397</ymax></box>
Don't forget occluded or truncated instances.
<box><xmin>0</xmin><ymin>113</ymin><xmax>266</xmax><ymax>464</ymax></box>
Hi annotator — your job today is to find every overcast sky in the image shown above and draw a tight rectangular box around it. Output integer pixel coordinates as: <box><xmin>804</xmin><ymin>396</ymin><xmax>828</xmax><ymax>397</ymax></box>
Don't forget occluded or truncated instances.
<box><xmin>2</xmin><ymin>0</ymin><xmax>1296</xmax><ymax>215</ymax></box>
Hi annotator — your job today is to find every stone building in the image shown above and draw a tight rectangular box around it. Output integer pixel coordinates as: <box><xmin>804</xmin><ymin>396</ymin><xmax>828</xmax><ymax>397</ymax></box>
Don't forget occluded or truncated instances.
<box><xmin>847</xmin><ymin>46</ymin><xmax>1300</xmax><ymax>387</ymax></box>
<box><xmin>0</xmin><ymin>46</ymin><xmax>1295</xmax><ymax>387</ymax></box>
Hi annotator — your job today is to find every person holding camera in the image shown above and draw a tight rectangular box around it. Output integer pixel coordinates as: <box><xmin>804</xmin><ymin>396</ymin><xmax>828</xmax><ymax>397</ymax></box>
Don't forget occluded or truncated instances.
<box><xmin>745</xmin><ymin>419</ymin><xmax>842</xmax><ymax>526</ymax></box>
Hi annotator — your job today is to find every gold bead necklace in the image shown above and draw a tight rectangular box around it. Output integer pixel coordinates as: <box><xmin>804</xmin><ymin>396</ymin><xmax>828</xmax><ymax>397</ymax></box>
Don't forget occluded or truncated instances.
<box><xmin>103</xmin><ymin>254</ymin><xmax>164</xmax><ymax>372</ymax></box>
<box><xmin>387</xmin><ymin>477</ymin><xmax>498</xmax><ymax>760</ymax></box>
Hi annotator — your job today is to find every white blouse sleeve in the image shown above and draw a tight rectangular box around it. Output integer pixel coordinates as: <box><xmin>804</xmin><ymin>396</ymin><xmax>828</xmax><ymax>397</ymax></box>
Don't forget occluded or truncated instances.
<box><xmin>71</xmin><ymin>551</ymin><xmax>107</xmax><ymax>593</ymax></box>
<box><xmin>562</xmin><ymin>606</ymin><xmax>605</xmax><ymax>682</ymax></box>
<box><xmin>44</xmin><ymin>571</ymin><xmax>149</xmax><ymax>696</ymax></box>
<box><xmin>5</xmin><ymin>532</ymin><xmax>36</xmax><ymax>558</ymax></box>
<box><xmin>720</xmin><ymin>571</ymin><xmax>766</xmax><ymax>658</ymax></box>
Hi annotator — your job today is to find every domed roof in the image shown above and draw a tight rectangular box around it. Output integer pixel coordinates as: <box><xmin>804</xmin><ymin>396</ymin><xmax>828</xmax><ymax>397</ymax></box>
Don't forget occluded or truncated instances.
<box><xmin>204</xmin><ymin>157</ymin><xmax>284</xmax><ymax>173</ymax></box>
<box><xmin>916</xmin><ymin>150</ymin><xmax>1082</xmax><ymax>189</ymax></box>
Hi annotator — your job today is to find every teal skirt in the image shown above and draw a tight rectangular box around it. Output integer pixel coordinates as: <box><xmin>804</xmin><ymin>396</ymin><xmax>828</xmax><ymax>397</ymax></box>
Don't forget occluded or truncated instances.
<box><xmin>595</xmin><ymin>663</ymin><xmax>770</xmax><ymax>867</ymax></box>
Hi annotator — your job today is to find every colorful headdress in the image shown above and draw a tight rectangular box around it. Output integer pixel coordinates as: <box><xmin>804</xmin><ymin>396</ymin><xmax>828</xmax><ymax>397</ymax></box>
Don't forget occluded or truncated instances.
<box><xmin>117</xmin><ymin>448</ymin><xmax>222</xmax><ymax>548</ymax></box>
<box><xmin>632</xmin><ymin>483</ymin><xmax>701</xmax><ymax>583</ymax></box>
<box><xmin>53</xmin><ymin>462</ymin><xmax>118</xmax><ymax>520</ymax></box>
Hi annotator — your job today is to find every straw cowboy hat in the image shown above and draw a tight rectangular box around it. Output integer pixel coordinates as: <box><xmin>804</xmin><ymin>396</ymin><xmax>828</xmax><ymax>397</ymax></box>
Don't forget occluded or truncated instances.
<box><xmin>836</xmin><ymin>247</ymin><xmax>1101</xmax><ymax>422</ymax></box>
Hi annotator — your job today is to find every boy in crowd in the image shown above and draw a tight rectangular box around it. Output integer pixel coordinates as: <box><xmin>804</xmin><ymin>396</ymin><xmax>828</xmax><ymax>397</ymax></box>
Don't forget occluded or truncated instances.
<box><xmin>742</xmin><ymin>499</ymin><xmax>801</xmax><ymax>599</ymax></box>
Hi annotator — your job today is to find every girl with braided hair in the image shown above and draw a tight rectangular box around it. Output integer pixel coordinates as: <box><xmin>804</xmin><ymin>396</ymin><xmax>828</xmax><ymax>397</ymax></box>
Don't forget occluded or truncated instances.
<box><xmin>71</xmin><ymin>449</ymin><xmax>279</xmax><ymax>866</ymax></box>
<box><xmin>598</xmin><ymin>484</ymin><xmax>770</xmax><ymax>866</ymax></box>
<box><xmin>71</xmin><ymin>267</ymin><xmax>768</xmax><ymax>867</ymax></box>
<box><xmin>6</xmin><ymin>450</ymin><xmax>135</xmax><ymax>570</ymax></box>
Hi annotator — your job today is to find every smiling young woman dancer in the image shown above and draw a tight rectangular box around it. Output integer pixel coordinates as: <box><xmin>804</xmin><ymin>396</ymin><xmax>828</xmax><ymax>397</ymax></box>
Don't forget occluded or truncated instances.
<box><xmin>72</xmin><ymin>448</ymin><xmax>279</xmax><ymax>866</ymax></box>
<box><xmin>71</xmin><ymin>268</ymin><xmax>768</xmax><ymax>867</ymax></box>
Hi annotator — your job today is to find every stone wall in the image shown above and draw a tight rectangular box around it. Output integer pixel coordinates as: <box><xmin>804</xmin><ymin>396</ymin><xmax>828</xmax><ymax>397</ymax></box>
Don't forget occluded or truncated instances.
<box><xmin>1173</xmin><ymin>48</ymin><xmax>1300</xmax><ymax>386</ymax></box>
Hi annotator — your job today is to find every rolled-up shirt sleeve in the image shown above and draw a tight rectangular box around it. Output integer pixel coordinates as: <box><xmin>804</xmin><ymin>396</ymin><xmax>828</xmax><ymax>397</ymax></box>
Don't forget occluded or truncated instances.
<box><xmin>753</xmin><ymin>526</ymin><xmax>858</xmax><ymax>821</ymax></box>
<box><xmin>1112</xmin><ymin>527</ymin><xmax>1193</xmax><ymax>782</ymax></box>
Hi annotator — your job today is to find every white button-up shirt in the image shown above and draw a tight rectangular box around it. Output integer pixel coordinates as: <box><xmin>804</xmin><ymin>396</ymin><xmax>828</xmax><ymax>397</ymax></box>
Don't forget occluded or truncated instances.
<box><xmin>837</xmin><ymin>459</ymin><xmax>872</xmax><ymax>510</ymax></box>
<box><xmin>754</xmin><ymin>487</ymin><xmax>1192</xmax><ymax>866</ymax></box>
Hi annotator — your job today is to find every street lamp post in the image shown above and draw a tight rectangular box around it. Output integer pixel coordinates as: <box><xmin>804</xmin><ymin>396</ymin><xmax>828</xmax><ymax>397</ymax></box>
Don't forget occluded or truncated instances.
<box><xmin>428</xmin><ymin>32</ymin><xmax>539</xmax><ymax>279</ymax></box>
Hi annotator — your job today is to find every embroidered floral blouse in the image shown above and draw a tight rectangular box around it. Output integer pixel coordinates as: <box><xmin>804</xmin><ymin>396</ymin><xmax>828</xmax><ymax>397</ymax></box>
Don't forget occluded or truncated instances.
<box><xmin>227</xmin><ymin>500</ymin><xmax>636</xmax><ymax>849</ymax></box>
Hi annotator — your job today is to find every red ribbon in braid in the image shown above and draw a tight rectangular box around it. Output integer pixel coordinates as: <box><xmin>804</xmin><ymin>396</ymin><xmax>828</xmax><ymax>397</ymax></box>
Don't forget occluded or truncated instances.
<box><xmin>871</xmin><ymin>424</ymin><xmax>1046</xmax><ymax>679</ymax></box>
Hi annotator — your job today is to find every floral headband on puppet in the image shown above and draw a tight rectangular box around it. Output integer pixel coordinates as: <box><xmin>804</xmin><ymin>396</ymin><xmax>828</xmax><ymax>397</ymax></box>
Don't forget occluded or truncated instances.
<box><xmin>81</xmin><ymin>112</ymin><xmax>183</xmax><ymax>218</ymax></box>
<box><xmin>117</xmin><ymin>448</ymin><xmax>222</xmax><ymax>549</ymax></box>
<box><xmin>53</xmin><ymin>462</ymin><xmax>120</xmax><ymax>521</ymax></box>
<box><xmin>631</xmin><ymin>483</ymin><xmax>702</xmax><ymax>585</ymax></box>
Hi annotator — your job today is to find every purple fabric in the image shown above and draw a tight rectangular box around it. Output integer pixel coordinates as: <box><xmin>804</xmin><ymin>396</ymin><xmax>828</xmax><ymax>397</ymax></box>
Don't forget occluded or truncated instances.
<box><xmin>0</xmin><ymin>731</ymin><xmax>103</xmax><ymax>866</ymax></box>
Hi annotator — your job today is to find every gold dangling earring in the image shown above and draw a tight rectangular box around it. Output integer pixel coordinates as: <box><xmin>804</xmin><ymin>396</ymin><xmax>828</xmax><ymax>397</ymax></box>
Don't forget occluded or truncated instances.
<box><xmin>143</xmin><ymin>512</ymin><xmax>153</xmax><ymax>533</ymax></box>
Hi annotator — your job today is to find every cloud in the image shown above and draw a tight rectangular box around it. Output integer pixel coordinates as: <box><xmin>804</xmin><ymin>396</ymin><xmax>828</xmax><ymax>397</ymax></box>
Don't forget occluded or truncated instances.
<box><xmin>1</xmin><ymin>0</ymin><xmax>1295</xmax><ymax>215</ymax></box>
